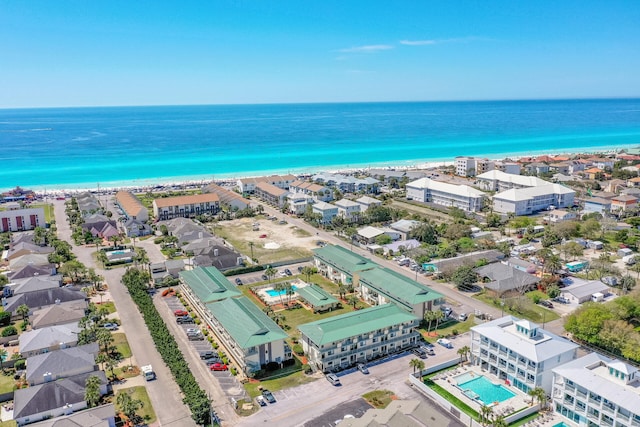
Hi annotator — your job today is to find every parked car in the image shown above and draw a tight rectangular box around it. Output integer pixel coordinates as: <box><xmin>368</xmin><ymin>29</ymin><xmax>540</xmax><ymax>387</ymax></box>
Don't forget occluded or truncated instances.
<box><xmin>102</xmin><ymin>322</ymin><xmax>118</xmax><ymax>331</ymax></box>
<box><xmin>357</xmin><ymin>363</ymin><xmax>369</xmax><ymax>375</ymax></box>
<box><xmin>326</xmin><ymin>373</ymin><xmax>341</xmax><ymax>386</ymax></box>
<box><xmin>235</xmin><ymin>278</ymin><xmax>243</xmax><ymax>285</ymax></box>
<box><xmin>297</xmin><ymin>266</ymin><xmax>304</xmax><ymax>273</ymax></box>
<box><xmin>204</xmin><ymin>357</ymin><xmax>222</xmax><ymax>366</ymax></box>
<box><xmin>458</xmin><ymin>313</ymin><xmax>468</xmax><ymax>322</ymax></box>
<box><xmin>423</xmin><ymin>346</ymin><xmax>435</xmax><ymax>356</ymax></box>
<box><xmin>284</xmin><ymin>268</ymin><xmax>292</xmax><ymax>276</ymax></box>
<box><xmin>209</xmin><ymin>363</ymin><xmax>228</xmax><ymax>371</ymax></box>
<box><xmin>176</xmin><ymin>316</ymin><xmax>194</xmax><ymax>324</ymax></box>
<box><xmin>186</xmin><ymin>328</ymin><xmax>200</xmax><ymax>334</ymax></box>
<box><xmin>279</xmin><ymin>270</ymin><xmax>288</xmax><ymax>277</ymax></box>
<box><xmin>188</xmin><ymin>334</ymin><xmax>204</xmax><ymax>341</ymax></box>
<box><xmin>174</xmin><ymin>309</ymin><xmax>189</xmax><ymax>317</ymax></box>
<box><xmin>411</xmin><ymin>348</ymin><xmax>428</xmax><ymax>359</ymax></box>
<box><xmin>440</xmin><ymin>306</ymin><xmax>453</xmax><ymax>317</ymax></box>
<box><xmin>539</xmin><ymin>300</ymin><xmax>554</xmax><ymax>308</ymax></box>
<box><xmin>256</xmin><ymin>395</ymin><xmax>267</xmax><ymax>406</ymax></box>
<box><xmin>262</xmin><ymin>389</ymin><xmax>276</xmax><ymax>403</ymax></box>
<box><xmin>261</xmin><ymin>274</ymin><xmax>268</xmax><ymax>281</ymax></box>
<box><xmin>199</xmin><ymin>350</ymin><xmax>216</xmax><ymax>359</ymax></box>
<box><xmin>437</xmin><ymin>338</ymin><xmax>453</xmax><ymax>349</ymax></box>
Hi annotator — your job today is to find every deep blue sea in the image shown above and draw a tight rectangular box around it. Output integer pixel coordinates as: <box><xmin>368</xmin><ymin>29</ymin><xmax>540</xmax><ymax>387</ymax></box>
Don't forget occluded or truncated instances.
<box><xmin>1</xmin><ymin>99</ymin><xmax>640</xmax><ymax>191</ymax></box>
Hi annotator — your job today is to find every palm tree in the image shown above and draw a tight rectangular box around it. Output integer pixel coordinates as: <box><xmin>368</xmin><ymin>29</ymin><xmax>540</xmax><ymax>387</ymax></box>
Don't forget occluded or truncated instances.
<box><xmin>85</xmin><ymin>375</ymin><xmax>102</xmax><ymax>408</ymax></box>
<box><xmin>301</xmin><ymin>266</ymin><xmax>315</xmax><ymax>283</ymax></box>
<box><xmin>545</xmin><ymin>255</ymin><xmax>562</xmax><ymax>276</ymax></box>
<box><xmin>480</xmin><ymin>405</ymin><xmax>494</xmax><ymax>427</ymax></box>
<box><xmin>409</xmin><ymin>358</ymin><xmax>425</xmax><ymax>374</ymax></box>
<box><xmin>346</xmin><ymin>294</ymin><xmax>359</xmax><ymax>309</ymax></box>
<box><xmin>16</xmin><ymin>304</ymin><xmax>29</xmax><ymax>325</ymax></box>
<box><xmin>274</xmin><ymin>282</ymin><xmax>286</xmax><ymax>306</ymax></box>
<box><xmin>284</xmin><ymin>282</ymin><xmax>294</xmax><ymax>305</ymax></box>
<box><xmin>116</xmin><ymin>391</ymin><xmax>144</xmax><ymax>423</ymax></box>
<box><xmin>433</xmin><ymin>310</ymin><xmax>445</xmax><ymax>330</ymax></box>
<box><xmin>492</xmin><ymin>415</ymin><xmax>508</xmax><ymax>427</ymax></box>
<box><xmin>424</xmin><ymin>310</ymin><xmax>437</xmax><ymax>333</ymax></box>
<box><xmin>0</xmin><ymin>348</ymin><xmax>7</xmax><ymax>373</ymax></box>
<box><xmin>457</xmin><ymin>345</ymin><xmax>470</xmax><ymax>364</ymax></box>
<box><xmin>528</xmin><ymin>386</ymin><xmax>547</xmax><ymax>409</ymax></box>
<box><xmin>96</xmin><ymin>250</ymin><xmax>108</xmax><ymax>268</ymax></box>
<box><xmin>337</xmin><ymin>285</ymin><xmax>348</xmax><ymax>300</ymax></box>
<box><xmin>265</xmin><ymin>266</ymin><xmax>277</xmax><ymax>283</ymax></box>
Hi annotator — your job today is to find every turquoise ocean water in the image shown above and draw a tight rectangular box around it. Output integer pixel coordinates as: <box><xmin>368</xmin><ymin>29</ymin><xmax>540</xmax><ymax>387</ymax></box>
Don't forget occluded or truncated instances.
<box><xmin>1</xmin><ymin>99</ymin><xmax>640</xmax><ymax>191</ymax></box>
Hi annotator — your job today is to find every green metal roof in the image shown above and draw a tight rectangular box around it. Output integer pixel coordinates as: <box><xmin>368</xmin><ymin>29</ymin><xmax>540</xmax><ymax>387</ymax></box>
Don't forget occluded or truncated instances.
<box><xmin>313</xmin><ymin>245</ymin><xmax>378</xmax><ymax>274</ymax></box>
<box><xmin>298</xmin><ymin>303</ymin><xmax>418</xmax><ymax>346</ymax></box>
<box><xmin>179</xmin><ymin>266</ymin><xmax>241</xmax><ymax>303</ymax></box>
<box><xmin>295</xmin><ymin>284</ymin><xmax>338</xmax><ymax>308</ymax></box>
<box><xmin>358</xmin><ymin>268</ymin><xmax>443</xmax><ymax>310</ymax></box>
<box><xmin>206</xmin><ymin>296</ymin><xmax>288</xmax><ymax>349</ymax></box>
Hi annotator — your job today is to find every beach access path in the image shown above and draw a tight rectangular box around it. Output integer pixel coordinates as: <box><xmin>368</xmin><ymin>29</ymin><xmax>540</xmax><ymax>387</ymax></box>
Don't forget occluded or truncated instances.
<box><xmin>52</xmin><ymin>199</ymin><xmax>199</xmax><ymax>427</ymax></box>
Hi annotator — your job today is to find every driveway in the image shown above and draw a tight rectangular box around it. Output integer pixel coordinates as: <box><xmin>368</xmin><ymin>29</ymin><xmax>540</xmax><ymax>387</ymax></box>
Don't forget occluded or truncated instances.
<box><xmin>52</xmin><ymin>200</ymin><xmax>197</xmax><ymax>427</ymax></box>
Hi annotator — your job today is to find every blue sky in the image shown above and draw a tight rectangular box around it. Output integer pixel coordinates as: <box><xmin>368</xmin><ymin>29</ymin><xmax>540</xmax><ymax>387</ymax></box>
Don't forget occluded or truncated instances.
<box><xmin>2</xmin><ymin>0</ymin><xmax>640</xmax><ymax>108</ymax></box>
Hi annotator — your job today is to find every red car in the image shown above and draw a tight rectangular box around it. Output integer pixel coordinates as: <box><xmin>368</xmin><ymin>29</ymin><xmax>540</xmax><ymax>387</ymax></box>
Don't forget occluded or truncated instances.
<box><xmin>210</xmin><ymin>363</ymin><xmax>228</xmax><ymax>371</ymax></box>
<box><xmin>174</xmin><ymin>309</ymin><xmax>189</xmax><ymax>317</ymax></box>
<box><xmin>259</xmin><ymin>234</ymin><xmax>267</xmax><ymax>238</ymax></box>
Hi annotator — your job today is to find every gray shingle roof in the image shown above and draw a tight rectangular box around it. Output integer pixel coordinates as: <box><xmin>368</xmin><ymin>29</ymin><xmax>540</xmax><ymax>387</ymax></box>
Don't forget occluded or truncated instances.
<box><xmin>27</xmin><ymin>343</ymin><xmax>98</xmax><ymax>384</ymax></box>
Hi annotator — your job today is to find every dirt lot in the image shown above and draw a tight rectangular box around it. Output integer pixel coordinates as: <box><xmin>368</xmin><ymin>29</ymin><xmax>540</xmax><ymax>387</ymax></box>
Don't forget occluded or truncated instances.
<box><xmin>213</xmin><ymin>217</ymin><xmax>318</xmax><ymax>264</ymax></box>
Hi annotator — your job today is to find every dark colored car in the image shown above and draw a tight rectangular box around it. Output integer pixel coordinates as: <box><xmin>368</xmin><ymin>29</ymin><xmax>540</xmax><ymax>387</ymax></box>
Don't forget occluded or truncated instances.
<box><xmin>262</xmin><ymin>389</ymin><xmax>276</xmax><ymax>403</ymax></box>
<box><xmin>235</xmin><ymin>278</ymin><xmax>243</xmax><ymax>285</ymax></box>
<box><xmin>174</xmin><ymin>309</ymin><xmax>189</xmax><ymax>317</ymax></box>
<box><xmin>284</xmin><ymin>268</ymin><xmax>292</xmax><ymax>276</ymax></box>
<box><xmin>412</xmin><ymin>348</ymin><xmax>428</xmax><ymax>359</ymax></box>
<box><xmin>176</xmin><ymin>316</ymin><xmax>194</xmax><ymax>324</ymax></box>
<box><xmin>188</xmin><ymin>334</ymin><xmax>204</xmax><ymax>341</ymax></box>
<box><xmin>261</xmin><ymin>274</ymin><xmax>268</xmax><ymax>280</ymax></box>
<box><xmin>539</xmin><ymin>300</ymin><xmax>554</xmax><ymax>308</ymax></box>
<box><xmin>204</xmin><ymin>357</ymin><xmax>223</xmax><ymax>365</ymax></box>
<box><xmin>199</xmin><ymin>351</ymin><xmax>216</xmax><ymax>359</ymax></box>
<box><xmin>357</xmin><ymin>363</ymin><xmax>369</xmax><ymax>374</ymax></box>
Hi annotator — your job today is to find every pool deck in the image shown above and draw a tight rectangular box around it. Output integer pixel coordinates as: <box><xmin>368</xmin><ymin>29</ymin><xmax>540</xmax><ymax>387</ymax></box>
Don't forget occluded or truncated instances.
<box><xmin>256</xmin><ymin>279</ymin><xmax>309</xmax><ymax>305</ymax></box>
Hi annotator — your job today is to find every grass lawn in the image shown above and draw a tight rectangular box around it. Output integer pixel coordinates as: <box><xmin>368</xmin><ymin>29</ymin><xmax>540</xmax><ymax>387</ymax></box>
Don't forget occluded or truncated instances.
<box><xmin>30</xmin><ymin>203</ymin><xmax>54</xmax><ymax>223</ymax></box>
<box><xmin>363</xmin><ymin>389</ymin><xmax>395</xmax><ymax>409</ymax></box>
<box><xmin>112</xmin><ymin>333</ymin><xmax>132</xmax><ymax>359</ymax></box>
<box><xmin>418</xmin><ymin>316</ymin><xmax>476</xmax><ymax>342</ymax></box>
<box><xmin>475</xmin><ymin>293</ymin><xmax>560</xmax><ymax>323</ymax></box>
<box><xmin>114</xmin><ymin>365</ymin><xmax>141</xmax><ymax>380</ymax></box>
<box><xmin>116</xmin><ymin>386</ymin><xmax>157</xmax><ymax>424</ymax></box>
<box><xmin>423</xmin><ymin>377</ymin><xmax>479</xmax><ymax>421</ymax></box>
<box><xmin>244</xmin><ymin>369</ymin><xmax>317</xmax><ymax>398</ymax></box>
<box><xmin>0</xmin><ymin>373</ymin><xmax>15</xmax><ymax>394</ymax></box>
<box><xmin>97</xmin><ymin>301</ymin><xmax>116</xmax><ymax>314</ymax></box>
<box><xmin>0</xmin><ymin>420</ymin><xmax>16</xmax><ymax>427</ymax></box>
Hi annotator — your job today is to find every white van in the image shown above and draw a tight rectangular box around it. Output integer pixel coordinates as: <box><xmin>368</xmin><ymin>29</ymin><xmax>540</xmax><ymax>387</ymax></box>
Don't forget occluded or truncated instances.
<box><xmin>437</xmin><ymin>338</ymin><xmax>453</xmax><ymax>349</ymax></box>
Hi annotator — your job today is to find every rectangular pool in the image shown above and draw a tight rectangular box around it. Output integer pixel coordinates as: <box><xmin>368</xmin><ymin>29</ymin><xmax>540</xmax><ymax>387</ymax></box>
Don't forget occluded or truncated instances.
<box><xmin>265</xmin><ymin>285</ymin><xmax>298</xmax><ymax>297</ymax></box>
<box><xmin>458</xmin><ymin>374</ymin><xmax>515</xmax><ymax>405</ymax></box>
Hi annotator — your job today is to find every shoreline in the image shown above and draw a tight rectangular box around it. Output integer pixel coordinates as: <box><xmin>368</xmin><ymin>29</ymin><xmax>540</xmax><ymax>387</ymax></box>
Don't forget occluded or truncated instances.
<box><xmin>8</xmin><ymin>144</ymin><xmax>632</xmax><ymax>196</ymax></box>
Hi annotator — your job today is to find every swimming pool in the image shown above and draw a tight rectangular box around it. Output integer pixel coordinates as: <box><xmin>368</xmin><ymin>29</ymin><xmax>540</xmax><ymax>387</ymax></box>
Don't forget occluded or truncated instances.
<box><xmin>265</xmin><ymin>285</ymin><xmax>298</xmax><ymax>297</ymax></box>
<box><xmin>109</xmin><ymin>250</ymin><xmax>131</xmax><ymax>255</ymax></box>
<box><xmin>458</xmin><ymin>375</ymin><xmax>515</xmax><ymax>405</ymax></box>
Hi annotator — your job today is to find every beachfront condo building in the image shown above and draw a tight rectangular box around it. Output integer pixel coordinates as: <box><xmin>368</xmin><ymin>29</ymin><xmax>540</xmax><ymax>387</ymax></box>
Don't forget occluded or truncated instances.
<box><xmin>152</xmin><ymin>193</ymin><xmax>220</xmax><ymax>220</ymax></box>
<box><xmin>552</xmin><ymin>352</ymin><xmax>640</xmax><ymax>427</ymax></box>
<box><xmin>115</xmin><ymin>191</ymin><xmax>149</xmax><ymax>222</ymax></box>
<box><xmin>0</xmin><ymin>204</ymin><xmax>45</xmax><ymax>232</ymax></box>
<box><xmin>298</xmin><ymin>303</ymin><xmax>420</xmax><ymax>372</ymax></box>
<box><xmin>311</xmin><ymin>172</ymin><xmax>379</xmax><ymax>194</ymax></box>
<box><xmin>334</xmin><ymin>199</ymin><xmax>362</xmax><ymax>222</ymax></box>
<box><xmin>406</xmin><ymin>178</ymin><xmax>486</xmax><ymax>212</ymax></box>
<box><xmin>455</xmin><ymin>156</ymin><xmax>494</xmax><ymax>177</ymax></box>
<box><xmin>254</xmin><ymin>181</ymin><xmax>289</xmax><ymax>208</ymax></box>
<box><xmin>288</xmin><ymin>180</ymin><xmax>333</xmax><ymax>202</ymax></box>
<box><xmin>470</xmin><ymin>316</ymin><xmax>578</xmax><ymax>394</ymax></box>
<box><xmin>203</xmin><ymin>296</ymin><xmax>291</xmax><ymax>374</ymax></box>
<box><xmin>237</xmin><ymin>174</ymin><xmax>297</xmax><ymax>194</ymax></box>
<box><xmin>202</xmin><ymin>183</ymin><xmax>251</xmax><ymax>210</ymax></box>
<box><xmin>476</xmin><ymin>170</ymin><xmax>550</xmax><ymax>192</ymax></box>
<box><xmin>312</xmin><ymin>201</ymin><xmax>339</xmax><ymax>224</ymax></box>
<box><xmin>492</xmin><ymin>184</ymin><xmax>575</xmax><ymax>216</ymax></box>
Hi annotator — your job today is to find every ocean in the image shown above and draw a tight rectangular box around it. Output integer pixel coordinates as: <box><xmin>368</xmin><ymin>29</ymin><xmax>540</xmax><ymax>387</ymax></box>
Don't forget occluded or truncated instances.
<box><xmin>1</xmin><ymin>99</ymin><xmax>640</xmax><ymax>191</ymax></box>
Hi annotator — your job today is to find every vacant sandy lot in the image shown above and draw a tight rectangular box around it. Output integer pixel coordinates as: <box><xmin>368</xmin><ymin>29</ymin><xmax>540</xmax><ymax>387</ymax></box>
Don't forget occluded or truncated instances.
<box><xmin>213</xmin><ymin>217</ymin><xmax>318</xmax><ymax>263</ymax></box>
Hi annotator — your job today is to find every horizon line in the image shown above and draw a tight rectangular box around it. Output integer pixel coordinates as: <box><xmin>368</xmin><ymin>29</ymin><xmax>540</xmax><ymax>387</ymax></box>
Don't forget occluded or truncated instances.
<box><xmin>2</xmin><ymin>95</ymin><xmax>640</xmax><ymax>111</ymax></box>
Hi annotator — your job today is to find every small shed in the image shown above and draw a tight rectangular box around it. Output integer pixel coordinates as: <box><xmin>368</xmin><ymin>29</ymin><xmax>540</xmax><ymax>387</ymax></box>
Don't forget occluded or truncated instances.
<box><xmin>588</xmin><ymin>240</ymin><xmax>604</xmax><ymax>250</ymax></box>
<box><xmin>296</xmin><ymin>284</ymin><xmax>340</xmax><ymax>313</ymax></box>
<box><xmin>618</xmin><ymin>247</ymin><xmax>633</xmax><ymax>257</ymax></box>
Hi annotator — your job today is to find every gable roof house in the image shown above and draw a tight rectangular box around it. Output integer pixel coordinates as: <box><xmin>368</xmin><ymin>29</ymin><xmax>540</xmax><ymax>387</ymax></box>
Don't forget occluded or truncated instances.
<box><xmin>182</xmin><ymin>239</ymin><xmax>244</xmax><ymax>270</ymax></box>
<box><xmin>7</xmin><ymin>264</ymin><xmax>57</xmax><ymax>281</ymax></box>
<box><xmin>30</xmin><ymin>300</ymin><xmax>88</xmax><ymax>329</ymax></box>
<box><xmin>202</xmin><ymin>183</ymin><xmax>251</xmax><ymax>210</ymax></box>
<box><xmin>3</xmin><ymin>288</ymin><xmax>87</xmax><ymax>317</ymax></box>
<box><xmin>475</xmin><ymin>263</ymin><xmax>540</xmax><ymax>297</ymax></box>
<box><xmin>289</xmin><ymin>180</ymin><xmax>333</xmax><ymax>202</ymax></box>
<box><xmin>295</xmin><ymin>284</ymin><xmax>340</xmax><ymax>313</ymax></box>
<box><xmin>115</xmin><ymin>190</ymin><xmax>149</xmax><ymax>222</ymax></box>
<box><xmin>334</xmin><ymin>199</ymin><xmax>361</xmax><ymax>222</ymax></box>
<box><xmin>13</xmin><ymin>371</ymin><xmax>108</xmax><ymax>426</ymax></box>
<box><xmin>388</xmin><ymin>219</ymin><xmax>420</xmax><ymax>240</ymax></box>
<box><xmin>354</xmin><ymin>195</ymin><xmax>382</xmax><ymax>211</ymax></box>
<box><xmin>3</xmin><ymin>275</ymin><xmax>62</xmax><ymax>298</ymax></box>
<box><xmin>149</xmin><ymin>259</ymin><xmax>184</xmax><ymax>285</ymax></box>
<box><xmin>5</xmin><ymin>242</ymin><xmax>54</xmax><ymax>261</ymax></box>
<box><xmin>311</xmin><ymin>201</ymin><xmax>339</xmax><ymax>224</ymax></box>
<box><xmin>75</xmin><ymin>193</ymin><xmax>101</xmax><ymax>214</ymax></box>
<box><xmin>9</xmin><ymin>254</ymin><xmax>52</xmax><ymax>270</ymax></box>
<box><xmin>24</xmin><ymin>404</ymin><xmax>116</xmax><ymax>427</ymax></box>
<box><xmin>122</xmin><ymin>217</ymin><xmax>152</xmax><ymax>237</ymax></box>
<box><xmin>19</xmin><ymin>323</ymin><xmax>82</xmax><ymax>358</ymax></box>
<box><xmin>80</xmin><ymin>220</ymin><xmax>119</xmax><ymax>240</ymax></box>
<box><xmin>26</xmin><ymin>343</ymin><xmax>99</xmax><ymax>386</ymax></box>
<box><xmin>253</xmin><ymin>181</ymin><xmax>289</xmax><ymax>208</ymax></box>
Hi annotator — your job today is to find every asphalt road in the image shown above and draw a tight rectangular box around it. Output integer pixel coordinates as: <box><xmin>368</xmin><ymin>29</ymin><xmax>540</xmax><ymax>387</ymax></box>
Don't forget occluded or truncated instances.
<box><xmin>52</xmin><ymin>199</ymin><xmax>197</xmax><ymax>427</ymax></box>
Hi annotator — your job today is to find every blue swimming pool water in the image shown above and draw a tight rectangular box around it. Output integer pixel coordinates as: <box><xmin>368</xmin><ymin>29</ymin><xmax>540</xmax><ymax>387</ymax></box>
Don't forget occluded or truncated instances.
<box><xmin>108</xmin><ymin>250</ymin><xmax>131</xmax><ymax>255</ymax></box>
<box><xmin>552</xmin><ymin>423</ymin><xmax>571</xmax><ymax>427</ymax></box>
<box><xmin>458</xmin><ymin>375</ymin><xmax>515</xmax><ymax>405</ymax></box>
<box><xmin>265</xmin><ymin>285</ymin><xmax>298</xmax><ymax>297</ymax></box>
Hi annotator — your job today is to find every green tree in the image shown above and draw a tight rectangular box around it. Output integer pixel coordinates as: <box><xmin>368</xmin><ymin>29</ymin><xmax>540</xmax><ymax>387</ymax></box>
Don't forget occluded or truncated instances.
<box><xmin>451</xmin><ymin>265</ymin><xmax>478</xmax><ymax>291</ymax></box>
<box><xmin>409</xmin><ymin>358</ymin><xmax>425</xmax><ymax>374</ymax></box>
<box><xmin>620</xmin><ymin>275</ymin><xmax>636</xmax><ymax>294</ymax></box>
<box><xmin>544</xmin><ymin>255</ymin><xmax>563</xmax><ymax>276</ymax></box>
<box><xmin>346</xmin><ymin>294</ymin><xmax>359</xmax><ymax>309</ymax></box>
<box><xmin>0</xmin><ymin>348</ymin><xmax>7</xmax><ymax>372</ymax></box>
<box><xmin>85</xmin><ymin>375</ymin><xmax>102</xmax><ymax>408</ymax></box>
<box><xmin>265</xmin><ymin>266</ymin><xmax>277</xmax><ymax>283</ymax></box>
<box><xmin>480</xmin><ymin>405</ymin><xmax>494</xmax><ymax>427</ymax></box>
<box><xmin>565</xmin><ymin>303</ymin><xmax>613</xmax><ymax>344</ymax></box>
<box><xmin>116</xmin><ymin>390</ymin><xmax>144</xmax><ymax>423</ymax></box>
<box><xmin>301</xmin><ymin>266</ymin><xmax>315</xmax><ymax>283</ymax></box>
<box><xmin>410</xmin><ymin>222</ymin><xmax>438</xmax><ymax>245</ymax></box>
<box><xmin>16</xmin><ymin>304</ymin><xmax>30</xmax><ymax>324</ymax></box>
<box><xmin>60</xmin><ymin>260</ymin><xmax>87</xmax><ymax>284</ymax></box>
<box><xmin>375</xmin><ymin>234</ymin><xmax>392</xmax><ymax>245</ymax></box>
<box><xmin>547</xmin><ymin>284</ymin><xmax>561</xmax><ymax>299</ymax></box>
<box><xmin>528</xmin><ymin>387</ymin><xmax>547</xmax><ymax>409</ymax></box>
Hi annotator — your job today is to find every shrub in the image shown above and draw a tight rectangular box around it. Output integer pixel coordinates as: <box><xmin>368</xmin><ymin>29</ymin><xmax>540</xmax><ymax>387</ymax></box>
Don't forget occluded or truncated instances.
<box><xmin>2</xmin><ymin>326</ymin><xmax>17</xmax><ymax>337</ymax></box>
<box><xmin>452</xmin><ymin>329</ymin><xmax>459</xmax><ymax>336</ymax></box>
<box><xmin>293</xmin><ymin>344</ymin><xmax>304</xmax><ymax>355</ymax></box>
<box><xmin>302</xmin><ymin>364</ymin><xmax>312</xmax><ymax>374</ymax></box>
<box><xmin>264</xmin><ymin>361</ymin><xmax>280</xmax><ymax>371</ymax></box>
<box><xmin>0</xmin><ymin>312</ymin><xmax>11</xmax><ymax>327</ymax></box>
<box><xmin>222</xmin><ymin>265</ymin><xmax>264</xmax><ymax>276</ymax></box>
<box><xmin>14</xmin><ymin>359</ymin><xmax>26</xmax><ymax>370</ymax></box>
<box><xmin>230</xmin><ymin>367</ymin><xmax>237</xmax><ymax>376</ymax></box>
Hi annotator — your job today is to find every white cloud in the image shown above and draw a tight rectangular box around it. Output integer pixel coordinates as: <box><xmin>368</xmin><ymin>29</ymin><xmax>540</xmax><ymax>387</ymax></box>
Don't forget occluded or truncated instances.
<box><xmin>399</xmin><ymin>39</ymin><xmax>437</xmax><ymax>46</ymax></box>
<box><xmin>338</xmin><ymin>44</ymin><xmax>394</xmax><ymax>53</ymax></box>
<box><xmin>400</xmin><ymin>37</ymin><xmax>484</xmax><ymax>46</ymax></box>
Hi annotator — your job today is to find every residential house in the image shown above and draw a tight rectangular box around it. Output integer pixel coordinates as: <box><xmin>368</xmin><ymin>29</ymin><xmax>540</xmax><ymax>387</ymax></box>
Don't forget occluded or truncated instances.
<box><xmin>356</xmin><ymin>268</ymin><xmax>444</xmax><ymax>318</ymax></box>
<box><xmin>122</xmin><ymin>218</ymin><xmax>152</xmax><ymax>237</ymax></box>
<box><xmin>388</xmin><ymin>219</ymin><xmax>420</xmax><ymax>240</ymax></box>
<box><xmin>152</xmin><ymin>193</ymin><xmax>220</xmax><ymax>220</ymax></box>
<box><xmin>383</xmin><ymin>239</ymin><xmax>420</xmax><ymax>256</ymax></box>
<box><xmin>493</xmin><ymin>161</ymin><xmax>521</xmax><ymax>175</ymax></box>
<box><xmin>3</xmin><ymin>275</ymin><xmax>62</xmax><ymax>298</ymax></box>
<box><xmin>203</xmin><ymin>296</ymin><xmax>292</xmax><ymax>373</ymax></box>
<box><xmin>295</xmin><ymin>284</ymin><xmax>340</xmax><ymax>313</ymax></box>
<box><xmin>567</xmin><ymin>160</ymin><xmax>587</xmax><ymax>175</ymax></box>
<box><xmin>299</xmin><ymin>304</ymin><xmax>421</xmax><ymax>372</ymax></box>
<box><xmin>3</xmin><ymin>288</ymin><xmax>87</xmax><ymax>317</ymax></box>
<box><xmin>583</xmin><ymin>167</ymin><xmax>605</xmax><ymax>180</ymax></box>
<box><xmin>313</xmin><ymin>245</ymin><xmax>378</xmax><ymax>285</ymax></box>
<box><xmin>25</xmin><ymin>404</ymin><xmax>116</xmax><ymax>427</ymax></box>
<box><xmin>254</xmin><ymin>182</ymin><xmax>289</xmax><ymax>208</ymax></box>
<box><xmin>582</xmin><ymin>197</ymin><xmax>612</xmax><ymax>216</ymax></box>
<box><xmin>356</xmin><ymin>226</ymin><xmax>385</xmax><ymax>245</ymax></box>
<box><xmin>80</xmin><ymin>220</ymin><xmax>119</xmax><ymax>240</ymax></box>
<box><xmin>286</xmin><ymin>193</ymin><xmax>314</xmax><ymax>215</ymax></box>
<box><xmin>430</xmin><ymin>250</ymin><xmax>505</xmax><ymax>274</ymax></box>
<box><xmin>289</xmin><ymin>180</ymin><xmax>333</xmax><ymax>202</ymax></box>
<box><xmin>591</xmin><ymin>157</ymin><xmax>615</xmax><ymax>170</ymax></box>
<box><xmin>549</xmin><ymin>163</ymin><xmax>570</xmax><ymax>175</ymax></box>
<box><xmin>559</xmin><ymin>279</ymin><xmax>610</xmax><ymax>304</ymax></box>
<box><xmin>9</xmin><ymin>254</ymin><xmax>51</xmax><ymax>270</ymax></box>
<box><xmin>492</xmin><ymin>184</ymin><xmax>575</xmax><ymax>216</ymax></box>
<box><xmin>406</xmin><ymin>178</ymin><xmax>486</xmax><ymax>212</ymax></box>
<box><xmin>476</xmin><ymin>170</ymin><xmax>550</xmax><ymax>192</ymax></box>
<box><xmin>334</xmin><ymin>199</ymin><xmax>361</xmax><ymax>222</ymax></box>
<box><xmin>30</xmin><ymin>301</ymin><xmax>87</xmax><ymax>329</ymax></box>
<box><xmin>149</xmin><ymin>259</ymin><xmax>184</xmax><ymax>285</ymax></box>
<box><xmin>5</xmin><ymin>242</ymin><xmax>54</xmax><ymax>261</ymax></box>
<box><xmin>19</xmin><ymin>323</ymin><xmax>82</xmax><ymax>358</ymax></box>
<box><xmin>523</xmin><ymin>162</ymin><xmax>550</xmax><ymax>175</ymax></box>
<box><xmin>312</xmin><ymin>173</ymin><xmax>379</xmax><ymax>194</ymax></box>
<box><xmin>611</xmin><ymin>194</ymin><xmax>638</xmax><ymax>212</ymax></box>
<box><xmin>75</xmin><ymin>192</ymin><xmax>102</xmax><ymax>213</ymax></box>
<box><xmin>157</xmin><ymin>217</ymin><xmax>213</xmax><ymax>244</ymax></box>
<box><xmin>340</xmin><ymin>399</ymin><xmax>451</xmax><ymax>427</ymax></box>
<box><xmin>354</xmin><ymin>195</ymin><xmax>382</xmax><ymax>212</ymax></box>
<box><xmin>368</xmin><ymin>169</ymin><xmax>427</xmax><ymax>183</ymax></box>
<box><xmin>202</xmin><ymin>183</ymin><xmax>251</xmax><ymax>210</ymax></box>
<box><xmin>628</xmin><ymin>177</ymin><xmax>640</xmax><ymax>188</ymax></box>
<box><xmin>551</xmin><ymin>353</ymin><xmax>640</xmax><ymax>427</ymax></box>
<box><xmin>13</xmin><ymin>371</ymin><xmax>108</xmax><ymax>426</ymax></box>
<box><xmin>604</xmin><ymin>179</ymin><xmax>627</xmax><ymax>194</ymax></box>
<box><xmin>183</xmin><ymin>239</ymin><xmax>244</xmax><ymax>270</ymax></box>
<box><xmin>544</xmin><ymin>209</ymin><xmax>578</xmax><ymax>223</ymax></box>
<box><xmin>475</xmin><ymin>263</ymin><xmax>539</xmax><ymax>297</ymax></box>
<box><xmin>0</xmin><ymin>206</ymin><xmax>46</xmax><ymax>232</ymax></box>
<box><xmin>311</xmin><ymin>201</ymin><xmax>339</xmax><ymax>224</ymax></box>
<box><xmin>115</xmin><ymin>191</ymin><xmax>149</xmax><ymax>222</ymax></box>
<box><xmin>470</xmin><ymin>316</ymin><xmax>579</xmax><ymax>394</ymax></box>
<box><xmin>26</xmin><ymin>343</ymin><xmax>99</xmax><ymax>385</ymax></box>
<box><xmin>7</xmin><ymin>264</ymin><xmax>57</xmax><ymax>281</ymax></box>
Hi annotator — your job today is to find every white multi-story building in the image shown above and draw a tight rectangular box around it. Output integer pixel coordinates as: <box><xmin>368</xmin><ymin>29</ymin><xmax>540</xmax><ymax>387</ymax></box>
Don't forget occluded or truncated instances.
<box><xmin>455</xmin><ymin>156</ymin><xmax>494</xmax><ymax>177</ymax></box>
<box><xmin>492</xmin><ymin>184</ymin><xmax>575</xmax><ymax>216</ymax></box>
<box><xmin>334</xmin><ymin>199</ymin><xmax>361</xmax><ymax>222</ymax></box>
<box><xmin>0</xmin><ymin>204</ymin><xmax>45</xmax><ymax>232</ymax></box>
<box><xmin>312</xmin><ymin>201</ymin><xmax>339</xmax><ymax>224</ymax></box>
<box><xmin>470</xmin><ymin>316</ymin><xmax>578</xmax><ymax>394</ymax></box>
<box><xmin>152</xmin><ymin>193</ymin><xmax>220</xmax><ymax>220</ymax></box>
<box><xmin>406</xmin><ymin>178</ymin><xmax>486</xmax><ymax>212</ymax></box>
<box><xmin>552</xmin><ymin>352</ymin><xmax>640</xmax><ymax>427</ymax></box>
<box><xmin>354</xmin><ymin>195</ymin><xmax>382</xmax><ymax>212</ymax></box>
<box><xmin>289</xmin><ymin>180</ymin><xmax>333</xmax><ymax>202</ymax></box>
<box><xmin>237</xmin><ymin>174</ymin><xmax>297</xmax><ymax>194</ymax></box>
<box><xmin>476</xmin><ymin>170</ymin><xmax>550</xmax><ymax>192</ymax></box>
